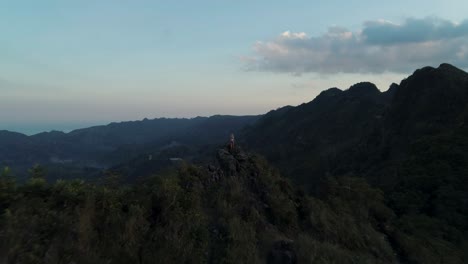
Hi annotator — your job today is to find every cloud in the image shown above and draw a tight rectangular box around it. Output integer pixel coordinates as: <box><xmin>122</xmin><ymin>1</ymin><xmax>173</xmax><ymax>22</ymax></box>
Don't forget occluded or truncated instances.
<box><xmin>244</xmin><ymin>17</ymin><xmax>468</xmax><ymax>74</ymax></box>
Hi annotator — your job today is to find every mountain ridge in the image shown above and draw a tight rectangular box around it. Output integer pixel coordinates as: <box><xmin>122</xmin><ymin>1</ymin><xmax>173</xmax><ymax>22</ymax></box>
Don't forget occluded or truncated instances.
<box><xmin>243</xmin><ymin>63</ymin><xmax>468</xmax><ymax>190</ymax></box>
<box><xmin>0</xmin><ymin>115</ymin><xmax>260</xmax><ymax>180</ymax></box>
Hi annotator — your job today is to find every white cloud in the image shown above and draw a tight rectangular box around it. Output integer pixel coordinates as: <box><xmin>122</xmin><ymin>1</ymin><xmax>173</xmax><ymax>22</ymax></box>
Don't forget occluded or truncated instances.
<box><xmin>280</xmin><ymin>31</ymin><xmax>308</xmax><ymax>40</ymax></box>
<box><xmin>244</xmin><ymin>17</ymin><xmax>468</xmax><ymax>74</ymax></box>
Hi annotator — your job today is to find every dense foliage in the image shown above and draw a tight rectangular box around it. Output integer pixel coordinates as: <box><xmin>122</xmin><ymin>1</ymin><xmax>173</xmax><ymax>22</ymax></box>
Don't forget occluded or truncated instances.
<box><xmin>2</xmin><ymin>145</ymin><xmax>466</xmax><ymax>263</ymax></box>
<box><xmin>0</xmin><ymin>151</ymin><xmax>399</xmax><ymax>264</ymax></box>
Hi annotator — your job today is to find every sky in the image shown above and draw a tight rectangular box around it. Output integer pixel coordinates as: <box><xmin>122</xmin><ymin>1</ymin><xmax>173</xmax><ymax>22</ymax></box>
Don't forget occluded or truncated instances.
<box><xmin>1</xmin><ymin>0</ymin><xmax>468</xmax><ymax>134</ymax></box>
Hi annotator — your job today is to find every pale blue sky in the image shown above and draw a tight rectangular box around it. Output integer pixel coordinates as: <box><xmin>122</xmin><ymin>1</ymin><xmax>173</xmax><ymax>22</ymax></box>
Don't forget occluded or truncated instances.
<box><xmin>1</xmin><ymin>0</ymin><xmax>468</xmax><ymax>134</ymax></box>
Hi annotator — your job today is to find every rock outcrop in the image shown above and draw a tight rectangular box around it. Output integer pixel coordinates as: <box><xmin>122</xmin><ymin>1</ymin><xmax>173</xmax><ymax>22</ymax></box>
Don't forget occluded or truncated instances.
<box><xmin>216</xmin><ymin>146</ymin><xmax>248</xmax><ymax>176</ymax></box>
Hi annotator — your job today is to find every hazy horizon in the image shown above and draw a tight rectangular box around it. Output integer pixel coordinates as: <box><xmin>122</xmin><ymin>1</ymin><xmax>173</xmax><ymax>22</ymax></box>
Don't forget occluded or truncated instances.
<box><xmin>2</xmin><ymin>0</ymin><xmax>468</xmax><ymax>134</ymax></box>
<box><xmin>3</xmin><ymin>114</ymin><xmax>261</xmax><ymax>135</ymax></box>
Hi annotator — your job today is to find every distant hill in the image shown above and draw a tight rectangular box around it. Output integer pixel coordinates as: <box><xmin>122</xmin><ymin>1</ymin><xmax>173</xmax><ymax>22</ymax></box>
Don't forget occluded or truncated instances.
<box><xmin>0</xmin><ymin>115</ymin><xmax>260</xmax><ymax>180</ymax></box>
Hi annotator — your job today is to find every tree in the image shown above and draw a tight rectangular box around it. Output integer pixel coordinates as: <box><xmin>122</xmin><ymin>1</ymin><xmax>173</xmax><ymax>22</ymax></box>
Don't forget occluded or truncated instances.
<box><xmin>28</xmin><ymin>164</ymin><xmax>46</xmax><ymax>179</ymax></box>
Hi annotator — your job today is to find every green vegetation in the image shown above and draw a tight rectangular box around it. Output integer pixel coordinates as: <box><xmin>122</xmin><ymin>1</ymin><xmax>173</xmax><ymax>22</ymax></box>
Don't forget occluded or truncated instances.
<box><xmin>386</xmin><ymin>126</ymin><xmax>468</xmax><ymax>263</ymax></box>
<box><xmin>3</xmin><ymin>147</ymin><xmax>465</xmax><ymax>264</ymax></box>
<box><xmin>0</xmin><ymin>152</ymin><xmax>403</xmax><ymax>264</ymax></box>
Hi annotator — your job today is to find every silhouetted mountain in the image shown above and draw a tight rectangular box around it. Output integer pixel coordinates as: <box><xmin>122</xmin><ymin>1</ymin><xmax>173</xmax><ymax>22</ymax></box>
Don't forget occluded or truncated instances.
<box><xmin>244</xmin><ymin>63</ymin><xmax>468</xmax><ymax>190</ymax></box>
<box><xmin>241</xmin><ymin>63</ymin><xmax>468</xmax><ymax>263</ymax></box>
<box><xmin>386</xmin><ymin>63</ymin><xmax>468</xmax><ymax>143</ymax></box>
<box><xmin>243</xmin><ymin>80</ymin><xmax>394</xmax><ymax>191</ymax></box>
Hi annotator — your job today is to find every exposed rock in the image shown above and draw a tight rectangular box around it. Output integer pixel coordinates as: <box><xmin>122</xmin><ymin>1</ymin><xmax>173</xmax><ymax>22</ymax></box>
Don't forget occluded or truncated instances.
<box><xmin>232</xmin><ymin>148</ymin><xmax>248</xmax><ymax>161</ymax></box>
<box><xmin>217</xmin><ymin>149</ymin><xmax>238</xmax><ymax>175</ymax></box>
<box><xmin>215</xmin><ymin>145</ymin><xmax>251</xmax><ymax>176</ymax></box>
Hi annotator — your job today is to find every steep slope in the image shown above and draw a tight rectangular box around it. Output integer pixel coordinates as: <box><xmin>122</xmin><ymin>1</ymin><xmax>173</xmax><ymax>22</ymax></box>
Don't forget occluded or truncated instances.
<box><xmin>385</xmin><ymin>63</ymin><xmax>468</xmax><ymax>152</ymax></box>
<box><xmin>342</xmin><ymin>63</ymin><xmax>468</xmax><ymax>187</ymax></box>
<box><xmin>244</xmin><ymin>63</ymin><xmax>468</xmax><ymax>192</ymax></box>
<box><xmin>244</xmin><ymin>82</ymin><xmax>394</xmax><ymax>191</ymax></box>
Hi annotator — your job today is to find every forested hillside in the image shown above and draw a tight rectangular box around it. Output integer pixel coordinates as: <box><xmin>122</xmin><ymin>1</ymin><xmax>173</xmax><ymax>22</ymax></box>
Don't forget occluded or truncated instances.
<box><xmin>0</xmin><ymin>147</ymin><xmax>421</xmax><ymax>263</ymax></box>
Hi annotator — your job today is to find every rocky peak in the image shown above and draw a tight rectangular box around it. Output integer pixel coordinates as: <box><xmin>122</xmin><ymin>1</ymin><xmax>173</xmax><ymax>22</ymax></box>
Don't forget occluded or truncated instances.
<box><xmin>318</xmin><ymin>87</ymin><xmax>343</xmax><ymax>97</ymax></box>
<box><xmin>387</xmin><ymin>63</ymin><xmax>468</xmax><ymax>140</ymax></box>
<box><xmin>216</xmin><ymin>146</ymin><xmax>249</xmax><ymax>176</ymax></box>
<box><xmin>308</xmin><ymin>87</ymin><xmax>343</xmax><ymax>106</ymax></box>
<box><xmin>347</xmin><ymin>82</ymin><xmax>380</xmax><ymax>97</ymax></box>
<box><xmin>437</xmin><ymin>63</ymin><xmax>468</xmax><ymax>76</ymax></box>
<box><xmin>387</xmin><ymin>83</ymin><xmax>399</xmax><ymax>93</ymax></box>
<box><xmin>403</xmin><ymin>63</ymin><xmax>468</xmax><ymax>86</ymax></box>
<box><xmin>382</xmin><ymin>83</ymin><xmax>399</xmax><ymax>101</ymax></box>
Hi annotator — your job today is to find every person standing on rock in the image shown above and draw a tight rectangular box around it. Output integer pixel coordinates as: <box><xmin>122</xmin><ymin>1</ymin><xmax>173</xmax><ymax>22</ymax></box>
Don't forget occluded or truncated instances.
<box><xmin>228</xmin><ymin>133</ymin><xmax>235</xmax><ymax>150</ymax></box>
